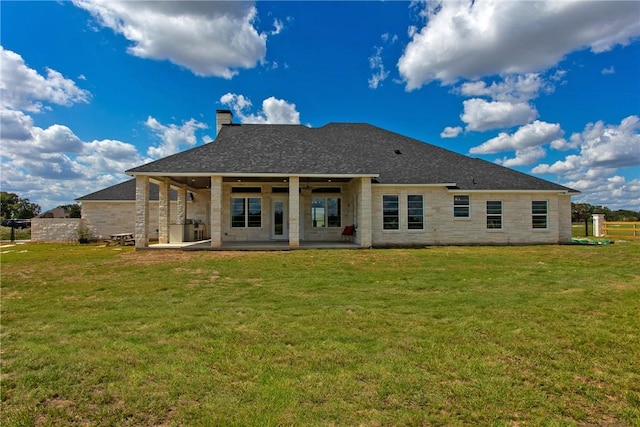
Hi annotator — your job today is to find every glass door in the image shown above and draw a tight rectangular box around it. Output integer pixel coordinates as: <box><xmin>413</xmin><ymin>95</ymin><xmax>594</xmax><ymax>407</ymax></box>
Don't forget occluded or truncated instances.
<box><xmin>271</xmin><ymin>198</ymin><xmax>288</xmax><ymax>240</ymax></box>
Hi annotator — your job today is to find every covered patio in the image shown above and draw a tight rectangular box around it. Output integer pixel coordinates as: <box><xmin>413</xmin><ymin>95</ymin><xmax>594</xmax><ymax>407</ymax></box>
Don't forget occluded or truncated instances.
<box><xmin>131</xmin><ymin>174</ymin><xmax>375</xmax><ymax>250</ymax></box>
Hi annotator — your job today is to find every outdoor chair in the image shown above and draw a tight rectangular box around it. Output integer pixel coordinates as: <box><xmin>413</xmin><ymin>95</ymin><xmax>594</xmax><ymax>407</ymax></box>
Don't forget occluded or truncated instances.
<box><xmin>341</xmin><ymin>225</ymin><xmax>356</xmax><ymax>241</ymax></box>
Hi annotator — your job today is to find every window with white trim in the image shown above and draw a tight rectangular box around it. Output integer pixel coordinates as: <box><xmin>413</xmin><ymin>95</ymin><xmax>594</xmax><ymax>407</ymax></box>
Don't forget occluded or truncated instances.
<box><xmin>532</xmin><ymin>200</ymin><xmax>548</xmax><ymax>229</ymax></box>
<box><xmin>311</xmin><ymin>197</ymin><xmax>341</xmax><ymax>228</ymax></box>
<box><xmin>454</xmin><ymin>195</ymin><xmax>470</xmax><ymax>218</ymax></box>
<box><xmin>407</xmin><ymin>195</ymin><xmax>424</xmax><ymax>230</ymax></box>
<box><xmin>486</xmin><ymin>201</ymin><xmax>502</xmax><ymax>229</ymax></box>
<box><xmin>231</xmin><ymin>197</ymin><xmax>261</xmax><ymax>228</ymax></box>
<box><xmin>383</xmin><ymin>195</ymin><xmax>399</xmax><ymax>230</ymax></box>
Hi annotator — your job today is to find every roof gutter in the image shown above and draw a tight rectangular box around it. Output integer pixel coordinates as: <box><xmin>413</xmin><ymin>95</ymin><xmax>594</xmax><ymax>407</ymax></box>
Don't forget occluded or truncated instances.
<box><xmin>446</xmin><ymin>189</ymin><xmax>581</xmax><ymax>194</ymax></box>
<box><xmin>374</xmin><ymin>183</ymin><xmax>457</xmax><ymax>187</ymax></box>
<box><xmin>126</xmin><ymin>172</ymin><xmax>380</xmax><ymax>179</ymax></box>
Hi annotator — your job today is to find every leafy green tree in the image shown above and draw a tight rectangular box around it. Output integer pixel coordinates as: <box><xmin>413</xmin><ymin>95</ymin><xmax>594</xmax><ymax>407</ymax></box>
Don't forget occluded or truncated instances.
<box><xmin>0</xmin><ymin>192</ymin><xmax>41</xmax><ymax>219</ymax></box>
<box><xmin>571</xmin><ymin>203</ymin><xmax>594</xmax><ymax>223</ymax></box>
<box><xmin>58</xmin><ymin>204</ymin><xmax>82</xmax><ymax>218</ymax></box>
<box><xmin>609</xmin><ymin>209</ymin><xmax>640</xmax><ymax>222</ymax></box>
<box><xmin>1</xmin><ymin>192</ymin><xmax>19</xmax><ymax>219</ymax></box>
<box><xmin>571</xmin><ymin>202</ymin><xmax>639</xmax><ymax>222</ymax></box>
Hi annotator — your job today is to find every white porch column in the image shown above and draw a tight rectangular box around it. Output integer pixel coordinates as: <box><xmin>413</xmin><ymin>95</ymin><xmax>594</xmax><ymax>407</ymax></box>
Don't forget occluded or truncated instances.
<box><xmin>177</xmin><ymin>187</ymin><xmax>187</xmax><ymax>225</ymax></box>
<box><xmin>210</xmin><ymin>175</ymin><xmax>223</xmax><ymax>247</ymax></box>
<box><xmin>593</xmin><ymin>213</ymin><xmax>605</xmax><ymax>237</ymax></box>
<box><xmin>358</xmin><ymin>177</ymin><xmax>372</xmax><ymax>248</ymax></box>
<box><xmin>289</xmin><ymin>176</ymin><xmax>300</xmax><ymax>248</ymax></box>
<box><xmin>135</xmin><ymin>175</ymin><xmax>150</xmax><ymax>248</ymax></box>
<box><xmin>158</xmin><ymin>180</ymin><xmax>170</xmax><ymax>243</ymax></box>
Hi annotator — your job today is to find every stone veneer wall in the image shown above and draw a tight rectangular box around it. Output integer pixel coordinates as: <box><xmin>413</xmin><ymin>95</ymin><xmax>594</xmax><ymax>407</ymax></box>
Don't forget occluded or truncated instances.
<box><xmin>370</xmin><ymin>186</ymin><xmax>570</xmax><ymax>246</ymax></box>
<box><xmin>83</xmin><ymin>201</ymin><xmax>184</xmax><ymax>241</ymax></box>
<box><xmin>73</xmin><ymin>185</ymin><xmax>572</xmax><ymax>246</ymax></box>
<box><xmin>31</xmin><ymin>218</ymin><xmax>83</xmax><ymax>242</ymax></box>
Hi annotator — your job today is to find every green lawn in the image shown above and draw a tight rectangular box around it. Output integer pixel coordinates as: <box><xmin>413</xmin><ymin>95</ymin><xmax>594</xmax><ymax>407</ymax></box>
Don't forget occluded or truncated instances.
<box><xmin>1</xmin><ymin>243</ymin><xmax>639</xmax><ymax>426</ymax></box>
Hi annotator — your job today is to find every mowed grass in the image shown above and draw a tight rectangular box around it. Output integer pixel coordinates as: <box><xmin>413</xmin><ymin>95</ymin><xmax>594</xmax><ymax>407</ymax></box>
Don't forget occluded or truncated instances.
<box><xmin>1</xmin><ymin>243</ymin><xmax>639</xmax><ymax>426</ymax></box>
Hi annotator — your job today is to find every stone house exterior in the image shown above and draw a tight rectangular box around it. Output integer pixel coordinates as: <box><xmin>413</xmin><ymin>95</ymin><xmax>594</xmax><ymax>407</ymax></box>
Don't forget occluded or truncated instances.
<box><xmin>81</xmin><ymin>110</ymin><xmax>579</xmax><ymax>249</ymax></box>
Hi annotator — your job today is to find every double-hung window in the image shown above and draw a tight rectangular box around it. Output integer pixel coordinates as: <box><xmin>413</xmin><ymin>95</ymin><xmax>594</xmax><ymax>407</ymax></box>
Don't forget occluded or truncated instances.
<box><xmin>407</xmin><ymin>195</ymin><xmax>424</xmax><ymax>230</ymax></box>
<box><xmin>454</xmin><ymin>195</ymin><xmax>470</xmax><ymax>218</ymax></box>
<box><xmin>383</xmin><ymin>195</ymin><xmax>399</xmax><ymax>230</ymax></box>
<box><xmin>532</xmin><ymin>201</ymin><xmax>548</xmax><ymax>229</ymax></box>
<box><xmin>231</xmin><ymin>197</ymin><xmax>261</xmax><ymax>228</ymax></box>
<box><xmin>311</xmin><ymin>197</ymin><xmax>341</xmax><ymax>228</ymax></box>
<box><xmin>486</xmin><ymin>201</ymin><xmax>502</xmax><ymax>229</ymax></box>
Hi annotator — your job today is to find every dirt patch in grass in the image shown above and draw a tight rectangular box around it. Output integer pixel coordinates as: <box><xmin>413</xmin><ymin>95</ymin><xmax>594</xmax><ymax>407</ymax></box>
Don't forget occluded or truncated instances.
<box><xmin>121</xmin><ymin>249</ymin><xmax>262</xmax><ymax>265</ymax></box>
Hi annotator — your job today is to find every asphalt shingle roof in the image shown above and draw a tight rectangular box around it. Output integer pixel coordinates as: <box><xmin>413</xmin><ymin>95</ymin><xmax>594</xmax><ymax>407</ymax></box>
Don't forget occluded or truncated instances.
<box><xmin>76</xmin><ymin>179</ymin><xmax>178</xmax><ymax>201</ymax></box>
<box><xmin>125</xmin><ymin>122</ymin><xmax>576</xmax><ymax>192</ymax></box>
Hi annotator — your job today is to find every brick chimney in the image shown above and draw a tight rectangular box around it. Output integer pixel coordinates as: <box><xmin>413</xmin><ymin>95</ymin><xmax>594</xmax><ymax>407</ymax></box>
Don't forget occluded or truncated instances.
<box><xmin>216</xmin><ymin>109</ymin><xmax>233</xmax><ymax>136</ymax></box>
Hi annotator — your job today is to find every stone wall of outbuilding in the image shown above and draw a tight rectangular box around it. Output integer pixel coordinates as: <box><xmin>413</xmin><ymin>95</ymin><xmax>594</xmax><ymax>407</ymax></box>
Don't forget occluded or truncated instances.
<box><xmin>31</xmin><ymin>218</ymin><xmax>82</xmax><ymax>242</ymax></box>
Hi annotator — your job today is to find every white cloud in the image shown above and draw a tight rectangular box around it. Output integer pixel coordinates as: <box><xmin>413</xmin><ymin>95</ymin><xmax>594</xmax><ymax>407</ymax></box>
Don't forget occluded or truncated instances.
<box><xmin>0</xmin><ymin>46</ymin><xmax>91</xmax><ymax>112</ymax></box>
<box><xmin>550</xmin><ymin>133</ymin><xmax>582</xmax><ymax>151</ymax></box>
<box><xmin>398</xmin><ymin>0</ymin><xmax>640</xmax><ymax>90</ymax></box>
<box><xmin>532</xmin><ymin>116</ymin><xmax>640</xmax><ymax>209</ymax></box>
<box><xmin>220</xmin><ymin>93</ymin><xmax>301</xmax><ymax>125</ymax></box>
<box><xmin>368</xmin><ymin>33</ymin><xmax>398</xmax><ymax>90</ymax></box>
<box><xmin>461</xmin><ymin>98</ymin><xmax>538</xmax><ymax>132</ymax></box>
<box><xmin>568</xmin><ymin>176</ymin><xmax>640</xmax><ymax>211</ymax></box>
<box><xmin>0</xmin><ymin>47</ymin><xmax>142</xmax><ymax>210</ymax></box>
<box><xmin>497</xmin><ymin>146</ymin><xmax>546</xmax><ymax>167</ymax></box>
<box><xmin>220</xmin><ymin>93</ymin><xmax>252</xmax><ymax>111</ymax></box>
<box><xmin>440</xmin><ymin>126</ymin><xmax>463</xmax><ymax>138</ymax></box>
<box><xmin>368</xmin><ymin>46</ymin><xmax>390</xmax><ymax>89</ymax></box>
<box><xmin>72</xmin><ymin>0</ymin><xmax>266</xmax><ymax>78</ymax></box>
<box><xmin>381</xmin><ymin>33</ymin><xmax>398</xmax><ymax>44</ymax></box>
<box><xmin>1</xmin><ymin>112</ymin><xmax>84</xmax><ymax>159</ymax></box>
<box><xmin>601</xmin><ymin>66</ymin><xmax>615</xmax><ymax>75</ymax></box>
<box><xmin>532</xmin><ymin>155</ymin><xmax>582</xmax><ymax>175</ymax></box>
<box><xmin>1</xmin><ymin>109</ymin><xmax>34</xmax><ymax>140</ymax></box>
<box><xmin>145</xmin><ymin>116</ymin><xmax>208</xmax><ymax>159</ymax></box>
<box><xmin>0</xmin><ymin>110</ymin><xmax>144</xmax><ymax>175</ymax></box>
<box><xmin>457</xmin><ymin>73</ymin><xmax>552</xmax><ymax>102</ymax></box>
<box><xmin>579</xmin><ymin>115</ymin><xmax>640</xmax><ymax>169</ymax></box>
<box><xmin>536</xmin><ymin>115</ymin><xmax>640</xmax><ymax>172</ymax></box>
<box><xmin>471</xmin><ymin>120</ymin><xmax>563</xmax><ymax>154</ymax></box>
<box><xmin>271</xmin><ymin>19</ymin><xmax>284</xmax><ymax>36</ymax></box>
<box><xmin>260</xmin><ymin>97</ymin><xmax>301</xmax><ymax>125</ymax></box>
<box><xmin>0</xmin><ymin>108</ymin><xmax>145</xmax><ymax>209</ymax></box>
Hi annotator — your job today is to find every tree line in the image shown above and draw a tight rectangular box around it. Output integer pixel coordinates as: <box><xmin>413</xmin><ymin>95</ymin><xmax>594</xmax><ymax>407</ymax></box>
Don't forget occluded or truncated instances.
<box><xmin>572</xmin><ymin>202</ymin><xmax>640</xmax><ymax>223</ymax></box>
<box><xmin>1</xmin><ymin>192</ymin><xmax>80</xmax><ymax>220</ymax></box>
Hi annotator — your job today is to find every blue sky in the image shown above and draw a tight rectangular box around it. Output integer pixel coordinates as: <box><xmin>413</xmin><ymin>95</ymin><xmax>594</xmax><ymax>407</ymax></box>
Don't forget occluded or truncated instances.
<box><xmin>1</xmin><ymin>0</ymin><xmax>639</xmax><ymax>211</ymax></box>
